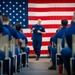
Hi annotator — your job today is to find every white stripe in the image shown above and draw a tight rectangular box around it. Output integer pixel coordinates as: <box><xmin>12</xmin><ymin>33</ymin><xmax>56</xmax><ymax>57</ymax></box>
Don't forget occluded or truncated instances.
<box><xmin>28</xmin><ymin>3</ymin><xmax>75</xmax><ymax>8</ymax></box>
<box><xmin>23</xmin><ymin>29</ymin><xmax>57</xmax><ymax>33</ymax></box>
<box><xmin>29</xmin><ymin>12</ymin><xmax>73</xmax><ymax>16</ymax></box>
<box><xmin>28</xmin><ymin>46</ymin><xmax>48</xmax><ymax>50</ymax></box>
<box><xmin>29</xmin><ymin>20</ymin><xmax>71</xmax><ymax>25</ymax></box>
<box><xmin>22</xmin><ymin>29</ymin><xmax>30</xmax><ymax>33</ymax></box>
<box><xmin>45</xmin><ymin>29</ymin><xmax>57</xmax><ymax>33</ymax></box>
<box><xmin>27</xmin><ymin>37</ymin><xmax>50</xmax><ymax>42</ymax></box>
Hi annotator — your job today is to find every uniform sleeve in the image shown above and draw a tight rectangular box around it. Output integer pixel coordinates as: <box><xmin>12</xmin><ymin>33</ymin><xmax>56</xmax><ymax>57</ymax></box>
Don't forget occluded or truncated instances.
<box><xmin>11</xmin><ymin>28</ymin><xmax>21</xmax><ymax>39</ymax></box>
<box><xmin>8</xmin><ymin>32</ymin><xmax>12</xmax><ymax>41</ymax></box>
<box><xmin>22</xmin><ymin>33</ymin><xmax>28</xmax><ymax>45</ymax></box>
<box><xmin>62</xmin><ymin>34</ymin><xmax>65</xmax><ymax>48</ymax></box>
<box><xmin>0</xmin><ymin>20</ymin><xmax>3</xmax><ymax>33</ymax></box>
<box><xmin>25</xmin><ymin>36</ymin><xmax>28</xmax><ymax>44</ymax></box>
<box><xmin>53</xmin><ymin>34</ymin><xmax>57</xmax><ymax>44</ymax></box>
<box><xmin>42</xmin><ymin>26</ymin><xmax>45</xmax><ymax>32</ymax></box>
<box><xmin>2</xmin><ymin>27</ymin><xmax>12</xmax><ymax>41</ymax></box>
<box><xmin>16</xmin><ymin>31</ymin><xmax>22</xmax><ymax>39</ymax></box>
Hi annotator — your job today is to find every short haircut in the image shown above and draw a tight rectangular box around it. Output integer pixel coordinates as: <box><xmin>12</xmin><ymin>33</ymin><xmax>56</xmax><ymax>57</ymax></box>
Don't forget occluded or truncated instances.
<box><xmin>61</xmin><ymin>19</ymin><xmax>68</xmax><ymax>26</ymax></box>
<box><xmin>2</xmin><ymin>14</ymin><xmax>9</xmax><ymax>22</ymax></box>
<box><xmin>15</xmin><ymin>23</ymin><xmax>22</xmax><ymax>31</ymax></box>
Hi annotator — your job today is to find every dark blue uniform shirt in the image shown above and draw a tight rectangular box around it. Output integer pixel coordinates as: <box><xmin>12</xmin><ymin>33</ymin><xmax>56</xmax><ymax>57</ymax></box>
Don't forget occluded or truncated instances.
<box><xmin>31</xmin><ymin>24</ymin><xmax>45</xmax><ymax>41</ymax></box>
<box><xmin>2</xmin><ymin>26</ymin><xmax>12</xmax><ymax>40</ymax></box>
<box><xmin>64</xmin><ymin>22</ymin><xmax>75</xmax><ymax>49</ymax></box>
<box><xmin>17</xmin><ymin>31</ymin><xmax>28</xmax><ymax>44</ymax></box>
<box><xmin>54</xmin><ymin>27</ymin><xmax>67</xmax><ymax>44</ymax></box>
<box><xmin>3</xmin><ymin>25</ymin><xmax>21</xmax><ymax>39</ymax></box>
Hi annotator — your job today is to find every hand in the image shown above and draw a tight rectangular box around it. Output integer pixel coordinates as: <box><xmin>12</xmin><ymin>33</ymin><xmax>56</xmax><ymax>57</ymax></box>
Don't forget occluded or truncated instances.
<box><xmin>37</xmin><ymin>30</ymin><xmax>41</xmax><ymax>33</ymax></box>
<box><xmin>31</xmin><ymin>28</ymin><xmax>35</xmax><ymax>32</ymax></box>
<box><xmin>32</xmin><ymin>28</ymin><xmax>35</xmax><ymax>31</ymax></box>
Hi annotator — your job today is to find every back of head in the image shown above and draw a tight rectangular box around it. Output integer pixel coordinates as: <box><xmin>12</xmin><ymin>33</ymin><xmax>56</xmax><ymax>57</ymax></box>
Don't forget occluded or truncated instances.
<box><xmin>61</xmin><ymin>19</ymin><xmax>68</xmax><ymax>27</ymax></box>
<box><xmin>2</xmin><ymin>14</ymin><xmax>9</xmax><ymax>22</ymax></box>
<box><xmin>15</xmin><ymin>23</ymin><xmax>22</xmax><ymax>31</ymax></box>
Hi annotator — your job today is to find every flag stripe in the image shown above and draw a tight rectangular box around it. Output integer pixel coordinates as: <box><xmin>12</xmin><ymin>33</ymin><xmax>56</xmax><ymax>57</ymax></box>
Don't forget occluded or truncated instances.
<box><xmin>23</xmin><ymin>29</ymin><xmax>57</xmax><ymax>33</ymax></box>
<box><xmin>28</xmin><ymin>0</ymin><xmax>75</xmax><ymax>3</ymax></box>
<box><xmin>28</xmin><ymin>16</ymin><xmax>72</xmax><ymax>20</ymax></box>
<box><xmin>29</xmin><ymin>12</ymin><xmax>73</xmax><ymax>16</ymax></box>
<box><xmin>28</xmin><ymin>46</ymin><xmax>48</xmax><ymax>50</ymax></box>
<box><xmin>28</xmin><ymin>42</ymin><xmax>50</xmax><ymax>46</ymax></box>
<box><xmin>27</xmin><ymin>37</ymin><xmax>51</xmax><ymax>42</ymax></box>
<box><xmin>28</xmin><ymin>8</ymin><xmax>75</xmax><ymax>12</ymax></box>
<box><xmin>28</xmin><ymin>3</ymin><xmax>75</xmax><ymax>8</ymax></box>
<box><xmin>24</xmin><ymin>33</ymin><xmax>55</xmax><ymax>37</ymax></box>
<box><xmin>29</xmin><ymin>20</ymin><xmax>71</xmax><ymax>24</ymax></box>
<box><xmin>28</xmin><ymin>24</ymin><xmax>70</xmax><ymax>28</ymax></box>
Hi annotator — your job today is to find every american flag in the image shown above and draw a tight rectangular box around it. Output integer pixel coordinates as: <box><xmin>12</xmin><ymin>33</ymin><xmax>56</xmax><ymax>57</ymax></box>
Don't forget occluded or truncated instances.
<box><xmin>0</xmin><ymin>0</ymin><xmax>75</xmax><ymax>56</ymax></box>
<box><xmin>0</xmin><ymin>0</ymin><xmax>28</xmax><ymax>28</ymax></box>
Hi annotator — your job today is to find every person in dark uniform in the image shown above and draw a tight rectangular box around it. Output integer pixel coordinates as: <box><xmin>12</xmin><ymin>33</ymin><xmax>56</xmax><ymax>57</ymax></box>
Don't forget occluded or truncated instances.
<box><xmin>61</xmin><ymin>12</ymin><xmax>75</xmax><ymax>75</ymax></box>
<box><xmin>15</xmin><ymin>23</ymin><xmax>30</xmax><ymax>63</ymax></box>
<box><xmin>2</xmin><ymin>14</ymin><xmax>22</xmax><ymax>44</ymax></box>
<box><xmin>2</xmin><ymin>14</ymin><xmax>23</xmax><ymax>73</ymax></box>
<box><xmin>48</xmin><ymin>27</ymin><xmax>62</xmax><ymax>58</ymax></box>
<box><xmin>0</xmin><ymin>13</ymin><xmax>12</xmax><ymax>59</ymax></box>
<box><xmin>31</xmin><ymin>19</ymin><xmax>45</xmax><ymax>60</ymax></box>
<box><xmin>15</xmin><ymin>23</ymin><xmax>28</xmax><ymax>48</ymax></box>
<box><xmin>48</xmin><ymin>19</ymin><xmax>68</xmax><ymax>70</ymax></box>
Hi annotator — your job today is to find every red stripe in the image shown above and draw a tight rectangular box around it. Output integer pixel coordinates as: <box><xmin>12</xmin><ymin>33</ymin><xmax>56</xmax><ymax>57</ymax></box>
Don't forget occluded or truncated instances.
<box><xmin>30</xmin><ymin>50</ymin><xmax>49</xmax><ymax>54</ymax></box>
<box><xmin>28</xmin><ymin>24</ymin><xmax>70</xmax><ymax>28</ymax></box>
<box><xmin>28</xmin><ymin>16</ymin><xmax>72</xmax><ymax>20</ymax></box>
<box><xmin>24</xmin><ymin>33</ymin><xmax>56</xmax><ymax>37</ymax></box>
<box><xmin>28</xmin><ymin>0</ymin><xmax>75</xmax><ymax>3</ymax></box>
<box><xmin>28</xmin><ymin>8</ymin><xmax>75</xmax><ymax>12</ymax></box>
<box><xmin>28</xmin><ymin>42</ymin><xmax>51</xmax><ymax>46</ymax></box>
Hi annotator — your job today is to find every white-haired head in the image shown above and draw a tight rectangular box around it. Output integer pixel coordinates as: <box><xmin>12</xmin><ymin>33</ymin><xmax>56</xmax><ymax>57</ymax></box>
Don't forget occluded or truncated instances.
<box><xmin>37</xmin><ymin>19</ymin><xmax>41</xmax><ymax>25</ymax></box>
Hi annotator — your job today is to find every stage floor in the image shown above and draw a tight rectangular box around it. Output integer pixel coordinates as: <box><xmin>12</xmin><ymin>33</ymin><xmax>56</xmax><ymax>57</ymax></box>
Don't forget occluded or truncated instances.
<box><xmin>18</xmin><ymin>58</ymin><xmax>67</xmax><ymax>75</ymax></box>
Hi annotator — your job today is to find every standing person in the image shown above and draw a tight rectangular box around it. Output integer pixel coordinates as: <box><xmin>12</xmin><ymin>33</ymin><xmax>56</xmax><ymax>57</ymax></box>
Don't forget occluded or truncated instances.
<box><xmin>31</xmin><ymin>19</ymin><xmax>45</xmax><ymax>60</ymax></box>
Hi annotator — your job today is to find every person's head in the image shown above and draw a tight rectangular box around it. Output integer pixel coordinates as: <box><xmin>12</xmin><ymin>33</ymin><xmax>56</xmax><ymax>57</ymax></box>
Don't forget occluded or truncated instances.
<box><xmin>0</xmin><ymin>12</ymin><xmax>2</xmax><ymax>20</ymax></box>
<box><xmin>61</xmin><ymin>19</ymin><xmax>68</xmax><ymax>27</ymax></box>
<box><xmin>2</xmin><ymin>14</ymin><xmax>10</xmax><ymax>25</ymax></box>
<box><xmin>15</xmin><ymin>23</ymin><xmax>22</xmax><ymax>31</ymax></box>
<box><xmin>37</xmin><ymin>19</ymin><xmax>41</xmax><ymax>25</ymax></box>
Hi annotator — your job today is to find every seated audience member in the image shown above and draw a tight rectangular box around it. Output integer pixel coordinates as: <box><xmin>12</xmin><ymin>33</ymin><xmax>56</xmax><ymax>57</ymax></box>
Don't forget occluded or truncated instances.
<box><xmin>15</xmin><ymin>23</ymin><xmax>30</xmax><ymax>63</ymax></box>
<box><xmin>15</xmin><ymin>23</ymin><xmax>28</xmax><ymax>47</ymax></box>
<box><xmin>0</xmin><ymin>14</ymin><xmax>12</xmax><ymax>59</ymax></box>
<box><xmin>61</xmin><ymin>20</ymin><xmax>75</xmax><ymax>75</ymax></box>
<box><xmin>48</xmin><ymin>26</ymin><xmax>62</xmax><ymax>57</ymax></box>
<box><xmin>48</xmin><ymin>19</ymin><xmax>68</xmax><ymax>70</ymax></box>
